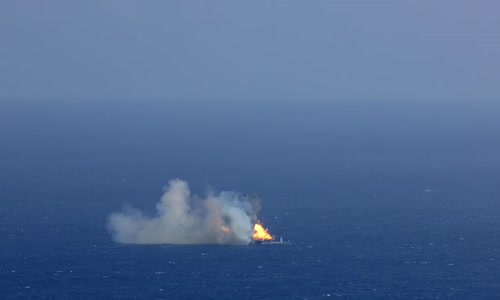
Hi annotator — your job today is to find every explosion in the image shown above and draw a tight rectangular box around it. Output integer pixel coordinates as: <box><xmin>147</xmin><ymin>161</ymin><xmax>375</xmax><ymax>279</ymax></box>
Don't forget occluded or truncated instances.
<box><xmin>253</xmin><ymin>222</ymin><xmax>273</xmax><ymax>242</ymax></box>
<box><xmin>108</xmin><ymin>179</ymin><xmax>260</xmax><ymax>245</ymax></box>
<box><xmin>108</xmin><ymin>179</ymin><xmax>284</xmax><ymax>245</ymax></box>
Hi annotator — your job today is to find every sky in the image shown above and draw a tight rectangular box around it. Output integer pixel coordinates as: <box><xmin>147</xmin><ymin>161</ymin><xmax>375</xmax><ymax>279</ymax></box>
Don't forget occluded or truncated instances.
<box><xmin>1</xmin><ymin>0</ymin><xmax>499</xmax><ymax>103</ymax></box>
<box><xmin>1</xmin><ymin>1</ymin><xmax>500</xmax><ymax>226</ymax></box>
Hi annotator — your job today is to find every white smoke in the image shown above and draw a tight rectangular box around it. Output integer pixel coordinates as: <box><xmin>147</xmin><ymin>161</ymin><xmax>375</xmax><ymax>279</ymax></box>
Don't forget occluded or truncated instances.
<box><xmin>108</xmin><ymin>179</ymin><xmax>260</xmax><ymax>245</ymax></box>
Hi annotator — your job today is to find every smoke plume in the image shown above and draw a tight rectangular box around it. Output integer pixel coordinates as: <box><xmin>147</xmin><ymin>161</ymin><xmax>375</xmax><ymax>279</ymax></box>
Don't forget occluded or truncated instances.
<box><xmin>108</xmin><ymin>179</ymin><xmax>260</xmax><ymax>245</ymax></box>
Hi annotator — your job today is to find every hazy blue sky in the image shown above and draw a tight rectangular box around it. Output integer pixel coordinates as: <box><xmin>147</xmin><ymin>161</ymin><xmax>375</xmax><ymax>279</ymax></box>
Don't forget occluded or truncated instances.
<box><xmin>1</xmin><ymin>1</ymin><xmax>499</xmax><ymax>102</ymax></box>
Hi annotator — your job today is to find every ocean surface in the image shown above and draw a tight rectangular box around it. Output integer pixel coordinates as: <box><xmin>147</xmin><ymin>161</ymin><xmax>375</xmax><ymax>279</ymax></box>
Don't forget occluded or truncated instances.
<box><xmin>1</xmin><ymin>100</ymin><xmax>500</xmax><ymax>299</ymax></box>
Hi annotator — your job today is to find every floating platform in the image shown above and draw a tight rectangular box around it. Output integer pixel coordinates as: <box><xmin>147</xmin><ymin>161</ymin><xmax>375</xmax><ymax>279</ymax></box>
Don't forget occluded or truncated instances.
<box><xmin>254</xmin><ymin>237</ymin><xmax>290</xmax><ymax>245</ymax></box>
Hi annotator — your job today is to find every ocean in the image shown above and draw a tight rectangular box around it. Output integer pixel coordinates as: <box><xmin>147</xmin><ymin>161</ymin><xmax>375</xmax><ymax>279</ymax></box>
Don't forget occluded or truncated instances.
<box><xmin>1</xmin><ymin>100</ymin><xmax>500</xmax><ymax>299</ymax></box>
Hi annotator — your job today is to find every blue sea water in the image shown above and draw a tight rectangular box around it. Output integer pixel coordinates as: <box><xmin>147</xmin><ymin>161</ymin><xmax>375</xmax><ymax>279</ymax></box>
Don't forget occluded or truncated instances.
<box><xmin>1</xmin><ymin>100</ymin><xmax>500</xmax><ymax>299</ymax></box>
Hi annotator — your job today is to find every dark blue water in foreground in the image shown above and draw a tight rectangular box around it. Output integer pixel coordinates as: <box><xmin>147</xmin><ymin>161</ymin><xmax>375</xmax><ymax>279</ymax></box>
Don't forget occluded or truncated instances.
<box><xmin>1</xmin><ymin>100</ymin><xmax>500</xmax><ymax>299</ymax></box>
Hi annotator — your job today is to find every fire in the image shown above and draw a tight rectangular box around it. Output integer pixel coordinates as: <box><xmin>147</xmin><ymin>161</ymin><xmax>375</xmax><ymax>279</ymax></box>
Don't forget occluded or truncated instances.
<box><xmin>253</xmin><ymin>222</ymin><xmax>273</xmax><ymax>241</ymax></box>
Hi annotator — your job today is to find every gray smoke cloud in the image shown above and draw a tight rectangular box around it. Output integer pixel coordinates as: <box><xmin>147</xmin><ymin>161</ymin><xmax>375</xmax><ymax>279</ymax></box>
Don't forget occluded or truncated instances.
<box><xmin>108</xmin><ymin>179</ymin><xmax>260</xmax><ymax>245</ymax></box>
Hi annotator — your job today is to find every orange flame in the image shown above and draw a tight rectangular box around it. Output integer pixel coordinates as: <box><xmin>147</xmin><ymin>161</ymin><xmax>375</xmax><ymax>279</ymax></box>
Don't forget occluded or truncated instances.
<box><xmin>253</xmin><ymin>222</ymin><xmax>273</xmax><ymax>241</ymax></box>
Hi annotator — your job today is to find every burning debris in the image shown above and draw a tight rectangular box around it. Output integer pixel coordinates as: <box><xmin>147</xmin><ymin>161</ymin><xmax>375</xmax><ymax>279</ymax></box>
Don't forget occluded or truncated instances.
<box><xmin>252</xmin><ymin>222</ymin><xmax>273</xmax><ymax>242</ymax></box>
<box><xmin>252</xmin><ymin>221</ymin><xmax>289</xmax><ymax>245</ymax></box>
